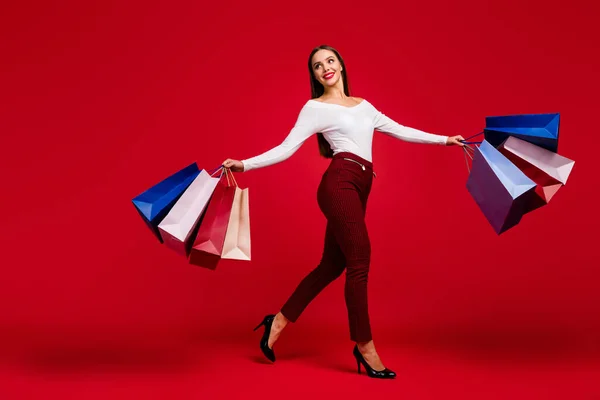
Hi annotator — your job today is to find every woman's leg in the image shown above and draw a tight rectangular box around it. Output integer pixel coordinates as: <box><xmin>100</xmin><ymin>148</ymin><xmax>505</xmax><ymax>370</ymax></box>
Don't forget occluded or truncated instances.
<box><xmin>326</xmin><ymin>195</ymin><xmax>372</xmax><ymax>343</ymax></box>
<box><xmin>279</xmin><ymin>221</ymin><xmax>346</xmax><ymax>322</ymax></box>
<box><xmin>326</xmin><ymin>181</ymin><xmax>388</xmax><ymax>370</ymax></box>
<box><xmin>264</xmin><ymin>221</ymin><xmax>346</xmax><ymax>349</ymax></box>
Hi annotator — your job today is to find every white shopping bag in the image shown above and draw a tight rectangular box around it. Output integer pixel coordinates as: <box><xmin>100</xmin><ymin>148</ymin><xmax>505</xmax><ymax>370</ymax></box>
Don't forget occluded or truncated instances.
<box><xmin>158</xmin><ymin>169</ymin><xmax>220</xmax><ymax>256</ymax></box>
<box><xmin>499</xmin><ymin>136</ymin><xmax>575</xmax><ymax>206</ymax></box>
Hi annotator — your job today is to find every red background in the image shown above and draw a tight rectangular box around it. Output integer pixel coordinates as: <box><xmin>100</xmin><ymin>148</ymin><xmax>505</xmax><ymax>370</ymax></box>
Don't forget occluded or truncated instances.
<box><xmin>1</xmin><ymin>0</ymin><xmax>598</xmax><ymax>398</ymax></box>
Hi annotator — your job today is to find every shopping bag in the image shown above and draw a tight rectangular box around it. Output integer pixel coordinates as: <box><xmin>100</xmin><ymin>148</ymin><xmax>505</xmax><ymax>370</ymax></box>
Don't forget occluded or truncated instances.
<box><xmin>158</xmin><ymin>169</ymin><xmax>221</xmax><ymax>256</ymax></box>
<box><xmin>466</xmin><ymin>140</ymin><xmax>537</xmax><ymax>234</ymax></box>
<box><xmin>188</xmin><ymin>170</ymin><xmax>237</xmax><ymax>269</ymax></box>
<box><xmin>498</xmin><ymin>136</ymin><xmax>575</xmax><ymax>212</ymax></box>
<box><xmin>484</xmin><ymin>113</ymin><xmax>560</xmax><ymax>152</ymax></box>
<box><xmin>132</xmin><ymin>162</ymin><xmax>200</xmax><ymax>243</ymax></box>
<box><xmin>221</xmin><ymin>185</ymin><xmax>251</xmax><ymax>261</ymax></box>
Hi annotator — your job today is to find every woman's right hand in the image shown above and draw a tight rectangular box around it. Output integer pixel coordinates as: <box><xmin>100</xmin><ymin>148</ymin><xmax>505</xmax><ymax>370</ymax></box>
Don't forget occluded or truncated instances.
<box><xmin>222</xmin><ymin>159</ymin><xmax>245</xmax><ymax>172</ymax></box>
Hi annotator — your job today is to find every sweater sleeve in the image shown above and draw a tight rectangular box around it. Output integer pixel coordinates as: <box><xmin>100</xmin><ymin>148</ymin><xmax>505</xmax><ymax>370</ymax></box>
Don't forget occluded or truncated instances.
<box><xmin>241</xmin><ymin>103</ymin><xmax>320</xmax><ymax>172</ymax></box>
<box><xmin>370</xmin><ymin>103</ymin><xmax>448</xmax><ymax>145</ymax></box>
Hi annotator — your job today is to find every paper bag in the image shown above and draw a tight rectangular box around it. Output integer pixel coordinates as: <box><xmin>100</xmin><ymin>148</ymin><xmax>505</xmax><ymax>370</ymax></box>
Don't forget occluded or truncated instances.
<box><xmin>158</xmin><ymin>169</ymin><xmax>220</xmax><ymax>256</ymax></box>
<box><xmin>221</xmin><ymin>186</ymin><xmax>251</xmax><ymax>260</ymax></box>
<box><xmin>132</xmin><ymin>162</ymin><xmax>200</xmax><ymax>242</ymax></box>
<box><xmin>466</xmin><ymin>140</ymin><xmax>537</xmax><ymax>234</ymax></box>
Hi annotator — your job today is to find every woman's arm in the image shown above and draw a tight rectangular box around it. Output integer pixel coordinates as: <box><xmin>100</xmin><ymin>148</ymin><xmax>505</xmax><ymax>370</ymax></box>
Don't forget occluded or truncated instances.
<box><xmin>240</xmin><ymin>103</ymin><xmax>321</xmax><ymax>172</ymax></box>
<box><xmin>370</xmin><ymin>103</ymin><xmax>449</xmax><ymax>145</ymax></box>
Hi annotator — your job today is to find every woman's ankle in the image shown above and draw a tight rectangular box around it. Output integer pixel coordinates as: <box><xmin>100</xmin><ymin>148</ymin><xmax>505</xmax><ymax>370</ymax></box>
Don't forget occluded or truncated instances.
<box><xmin>275</xmin><ymin>312</ymin><xmax>289</xmax><ymax>327</ymax></box>
<box><xmin>357</xmin><ymin>340</ymin><xmax>375</xmax><ymax>353</ymax></box>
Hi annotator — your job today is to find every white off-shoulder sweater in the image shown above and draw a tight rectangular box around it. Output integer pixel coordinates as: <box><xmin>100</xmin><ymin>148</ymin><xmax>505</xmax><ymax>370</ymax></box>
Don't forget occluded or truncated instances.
<box><xmin>241</xmin><ymin>99</ymin><xmax>448</xmax><ymax>172</ymax></box>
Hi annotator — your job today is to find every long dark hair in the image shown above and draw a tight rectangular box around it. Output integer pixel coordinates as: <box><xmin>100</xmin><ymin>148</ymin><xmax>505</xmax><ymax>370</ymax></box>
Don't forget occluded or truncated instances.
<box><xmin>308</xmin><ymin>45</ymin><xmax>351</xmax><ymax>158</ymax></box>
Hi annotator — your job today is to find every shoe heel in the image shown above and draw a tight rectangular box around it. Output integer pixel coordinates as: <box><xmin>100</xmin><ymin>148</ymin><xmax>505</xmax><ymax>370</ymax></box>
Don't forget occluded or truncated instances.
<box><xmin>253</xmin><ymin>320</ymin><xmax>265</xmax><ymax>331</ymax></box>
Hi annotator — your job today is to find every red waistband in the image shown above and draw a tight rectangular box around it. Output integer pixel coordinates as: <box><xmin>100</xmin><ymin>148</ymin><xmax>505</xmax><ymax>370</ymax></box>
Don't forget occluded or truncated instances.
<box><xmin>332</xmin><ymin>152</ymin><xmax>373</xmax><ymax>169</ymax></box>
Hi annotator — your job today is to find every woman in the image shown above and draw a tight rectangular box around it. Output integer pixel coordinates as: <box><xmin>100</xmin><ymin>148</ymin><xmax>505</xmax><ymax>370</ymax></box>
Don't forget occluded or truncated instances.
<box><xmin>222</xmin><ymin>44</ymin><xmax>464</xmax><ymax>379</ymax></box>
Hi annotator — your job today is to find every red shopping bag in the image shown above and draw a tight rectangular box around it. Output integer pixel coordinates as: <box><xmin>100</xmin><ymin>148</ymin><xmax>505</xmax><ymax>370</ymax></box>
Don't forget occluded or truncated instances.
<box><xmin>188</xmin><ymin>169</ymin><xmax>237</xmax><ymax>269</ymax></box>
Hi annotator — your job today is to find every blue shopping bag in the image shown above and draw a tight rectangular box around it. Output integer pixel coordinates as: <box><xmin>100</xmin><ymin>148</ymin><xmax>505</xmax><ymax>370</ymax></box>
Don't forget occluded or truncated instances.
<box><xmin>466</xmin><ymin>140</ymin><xmax>537</xmax><ymax>235</ymax></box>
<box><xmin>484</xmin><ymin>113</ymin><xmax>560</xmax><ymax>152</ymax></box>
<box><xmin>132</xmin><ymin>162</ymin><xmax>200</xmax><ymax>242</ymax></box>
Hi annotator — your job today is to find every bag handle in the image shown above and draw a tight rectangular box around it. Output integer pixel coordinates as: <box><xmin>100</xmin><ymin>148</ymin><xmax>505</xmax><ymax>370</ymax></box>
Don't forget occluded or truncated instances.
<box><xmin>224</xmin><ymin>167</ymin><xmax>239</xmax><ymax>187</ymax></box>
<box><xmin>207</xmin><ymin>165</ymin><xmax>239</xmax><ymax>187</ymax></box>
<box><xmin>462</xmin><ymin>144</ymin><xmax>475</xmax><ymax>173</ymax></box>
<box><xmin>209</xmin><ymin>165</ymin><xmax>230</xmax><ymax>185</ymax></box>
<box><xmin>461</xmin><ymin>132</ymin><xmax>483</xmax><ymax>144</ymax></box>
<box><xmin>209</xmin><ymin>165</ymin><xmax>224</xmax><ymax>177</ymax></box>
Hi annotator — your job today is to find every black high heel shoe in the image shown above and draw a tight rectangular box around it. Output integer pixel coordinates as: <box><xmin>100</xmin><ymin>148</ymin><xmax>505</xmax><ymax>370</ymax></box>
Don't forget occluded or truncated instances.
<box><xmin>253</xmin><ymin>314</ymin><xmax>276</xmax><ymax>362</ymax></box>
<box><xmin>353</xmin><ymin>344</ymin><xmax>396</xmax><ymax>379</ymax></box>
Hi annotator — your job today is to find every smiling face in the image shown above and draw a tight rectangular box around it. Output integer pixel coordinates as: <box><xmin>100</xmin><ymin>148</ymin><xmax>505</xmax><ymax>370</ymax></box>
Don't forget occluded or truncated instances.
<box><xmin>311</xmin><ymin>49</ymin><xmax>343</xmax><ymax>88</ymax></box>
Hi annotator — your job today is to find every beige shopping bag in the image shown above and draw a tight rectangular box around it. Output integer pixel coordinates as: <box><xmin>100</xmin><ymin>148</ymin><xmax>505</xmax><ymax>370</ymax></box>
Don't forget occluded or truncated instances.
<box><xmin>221</xmin><ymin>185</ymin><xmax>251</xmax><ymax>261</ymax></box>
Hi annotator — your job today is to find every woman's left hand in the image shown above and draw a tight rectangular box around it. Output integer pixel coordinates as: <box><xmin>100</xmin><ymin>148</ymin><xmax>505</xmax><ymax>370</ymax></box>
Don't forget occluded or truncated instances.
<box><xmin>446</xmin><ymin>135</ymin><xmax>466</xmax><ymax>146</ymax></box>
